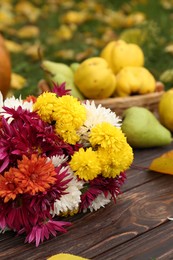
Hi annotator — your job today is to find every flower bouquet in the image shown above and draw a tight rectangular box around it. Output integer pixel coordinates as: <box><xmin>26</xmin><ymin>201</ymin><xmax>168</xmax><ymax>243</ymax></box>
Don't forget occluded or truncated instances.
<box><xmin>0</xmin><ymin>83</ymin><xmax>133</xmax><ymax>246</ymax></box>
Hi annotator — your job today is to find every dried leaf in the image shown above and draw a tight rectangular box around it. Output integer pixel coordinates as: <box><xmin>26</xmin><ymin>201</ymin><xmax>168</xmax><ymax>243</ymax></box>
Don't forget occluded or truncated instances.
<box><xmin>17</xmin><ymin>25</ymin><xmax>40</xmax><ymax>39</ymax></box>
<box><xmin>11</xmin><ymin>73</ymin><xmax>27</xmax><ymax>90</ymax></box>
<box><xmin>5</xmin><ymin>40</ymin><xmax>23</xmax><ymax>53</ymax></box>
<box><xmin>61</xmin><ymin>11</ymin><xmax>89</xmax><ymax>25</ymax></box>
<box><xmin>0</xmin><ymin>3</ymin><xmax>15</xmax><ymax>29</ymax></box>
<box><xmin>24</xmin><ymin>43</ymin><xmax>41</xmax><ymax>60</ymax></box>
<box><xmin>164</xmin><ymin>44</ymin><xmax>173</xmax><ymax>54</ymax></box>
<box><xmin>149</xmin><ymin>150</ymin><xmax>173</xmax><ymax>175</ymax></box>
<box><xmin>124</xmin><ymin>12</ymin><xmax>146</xmax><ymax>27</ymax></box>
<box><xmin>15</xmin><ymin>1</ymin><xmax>41</xmax><ymax>23</ymax></box>
<box><xmin>54</xmin><ymin>49</ymin><xmax>75</xmax><ymax>60</ymax></box>
<box><xmin>54</xmin><ymin>25</ymin><xmax>74</xmax><ymax>41</ymax></box>
<box><xmin>75</xmin><ymin>48</ymin><xmax>95</xmax><ymax>61</ymax></box>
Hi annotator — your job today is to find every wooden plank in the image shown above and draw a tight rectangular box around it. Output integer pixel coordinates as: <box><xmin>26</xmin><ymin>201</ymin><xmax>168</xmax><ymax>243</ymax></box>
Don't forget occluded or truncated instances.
<box><xmin>123</xmin><ymin>143</ymin><xmax>173</xmax><ymax>191</ymax></box>
<box><xmin>0</xmin><ymin>174</ymin><xmax>173</xmax><ymax>260</ymax></box>
<box><xmin>90</xmin><ymin>221</ymin><xmax>173</xmax><ymax>260</ymax></box>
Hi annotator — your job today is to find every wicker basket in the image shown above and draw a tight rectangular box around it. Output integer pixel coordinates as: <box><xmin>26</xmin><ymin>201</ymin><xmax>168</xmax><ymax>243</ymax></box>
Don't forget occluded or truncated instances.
<box><xmin>38</xmin><ymin>80</ymin><xmax>164</xmax><ymax>117</ymax></box>
<box><xmin>92</xmin><ymin>90</ymin><xmax>164</xmax><ymax>116</ymax></box>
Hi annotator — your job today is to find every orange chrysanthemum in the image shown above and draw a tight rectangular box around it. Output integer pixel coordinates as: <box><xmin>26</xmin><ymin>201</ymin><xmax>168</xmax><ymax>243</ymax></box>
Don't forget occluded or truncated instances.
<box><xmin>13</xmin><ymin>154</ymin><xmax>57</xmax><ymax>195</ymax></box>
<box><xmin>0</xmin><ymin>171</ymin><xmax>23</xmax><ymax>203</ymax></box>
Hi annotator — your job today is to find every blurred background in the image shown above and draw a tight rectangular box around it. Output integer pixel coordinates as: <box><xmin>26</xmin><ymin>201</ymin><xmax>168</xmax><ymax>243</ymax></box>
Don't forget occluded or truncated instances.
<box><xmin>1</xmin><ymin>0</ymin><xmax>173</xmax><ymax>98</ymax></box>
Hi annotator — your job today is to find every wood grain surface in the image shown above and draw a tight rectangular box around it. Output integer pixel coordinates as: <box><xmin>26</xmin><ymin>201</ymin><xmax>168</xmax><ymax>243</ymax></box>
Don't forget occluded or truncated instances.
<box><xmin>0</xmin><ymin>143</ymin><xmax>173</xmax><ymax>260</ymax></box>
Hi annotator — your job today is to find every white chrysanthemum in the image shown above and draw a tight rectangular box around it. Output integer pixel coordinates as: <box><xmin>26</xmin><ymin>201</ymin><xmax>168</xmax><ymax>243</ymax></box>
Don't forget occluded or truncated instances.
<box><xmin>52</xmin><ymin>168</ymin><xmax>83</xmax><ymax>216</ymax></box>
<box><xmin>47</xmin><ymin>154</ymin><xmax>68</xmax><ymax>167</ymax></box>
<box><xmin>78</xmin><ymin>101</ymin><xmax>121</xmax><ymax>141</ymax></box>
<box><xmin>84</xmin><ymin>192</ymin><xmax>112</xmax><ymax>213</ymax></box>
<box><xmin>0</xmin><ymin>92</ymin><xmax>33</xmax><ymax>116</ymax></box>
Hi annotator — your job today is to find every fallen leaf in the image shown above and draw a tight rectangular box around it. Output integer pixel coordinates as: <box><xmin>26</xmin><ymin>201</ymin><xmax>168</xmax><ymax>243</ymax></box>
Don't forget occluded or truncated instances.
<box><xmin>11</xmin><ymin>73</ymin><xmax>27</xmax><ymax>90</ymax></box>
<box><xmin>54</xmin><ymin>25</ymin><xmax>74</xmax><ymax>41</ymax></box>
<box><xmin>149</xmin><ymin>150</ymin><xmax>173</xmax><ymax>175</ymax></box>
<box><xmin>5</xmin><ymin>40</ymin><xmax>23</xmax><ymax>53</ymax></box>
<box><xmin>124</xmin><ymin>12</ymin><xmax>146</xmax><ymax>27</ymax></box>
<box><xmin>0</xmin><ymin>3</ymin><xmax>15</xmax><ymax>29</ymax></box>
<box><xmin>24</xmin><ymin>43</ymin><xmax>41</xmax><ymax>60</ymax></box>
<box><xmin>17</xmin><ymin>25</ymin><xmax>40</xmax><ymax>39</ymax></box>
<box><xmin>15</xmin><ymin>1</ymin><xmax>41</xmax><ymax>23</ymax></box>
<box><xmin>75</xmin><ymin>48</ymin><xmax>95</xmax><ymax>61</ymax></box>
<box><xmin>54</xmin><ymin>49</ymin><xmax>75</xmax><ymax>60</ymax></box>
<box><xmin>164</xmin><ymin>44</ymin><xmax>173</xmax><ymax>54</ymax></box>
<box><xmin>61</xmin><ymin>11</ymin><xmax>89</xmax><ymax>25</ymax></box>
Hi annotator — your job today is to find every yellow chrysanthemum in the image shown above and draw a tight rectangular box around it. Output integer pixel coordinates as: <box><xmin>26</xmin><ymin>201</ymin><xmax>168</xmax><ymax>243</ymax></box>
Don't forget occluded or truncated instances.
<box><xmin>53</xmin><ymin>95</ymin><xmax>86</xmax><ymax>131</ymax></box>
<box><xmin>89</xmin><ymin>122</ymin><xmax>128</xmax><ymax>151</ymax></box>
<box><xmin>33</xmin><ymin>92</ymin><xmax>58</xmax><ymax>123</ymax></box>
<box><xmin>70</xmin><ymin>148</ymin><xmax>101</xmax><ymax>181</ymax></box>
<box><xmin>55</xmin><ymin>126</ymin><xmax>80</xmax><ymax>145</ymax></box>
<box><xmin>97</xmin><ymin>145</ymin><xmax>134</xmax><ymax>178</ymax></box>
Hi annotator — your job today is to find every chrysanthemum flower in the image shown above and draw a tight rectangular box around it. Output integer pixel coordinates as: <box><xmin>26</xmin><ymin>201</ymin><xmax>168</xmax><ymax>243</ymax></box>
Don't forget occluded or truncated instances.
<box><xmin>48</xmin><ymin>154</ymin><xmax>68</xmax><ymax>167</ymax></box>
<box><xmin>0</xmin><ymin>171</ymin><xmax>23</xmax><ymax>203</ymax></box>
<box><xmin>13</xmin><ymin>154</ymin><xmax>57</xmax><ymax>195</ymax></box>
<box><xmin>89</xmin><ymin>122</ymin><xmax>128</xmax><ymax>151</ymax></box>
<box><xmin>52</xmin><ymin>168</ymin><xmax>83</xmax><ymax>216</ymax></box>
<box><xmin>0</xmin><ymin>92</ymin><xmax>33</xmax><ymax>115</ymax></box>
<box><xmin>52</xmin><ymin>82</ymin><xmax>71</xmax><ymax>96</ymax></box>
<box><xmin>33</xmin><ymin>92</ymin><xmax>58</xmax><ymax>123</ymax></box>
<box><xmin>80</xmin><ymin>173</ymin><xmax>126</xmax><ymax>212</ymax></box>
<box><xmin>0</xmin><ymin>108</ymin><xmax>76</xmax><ymax>173</ymax></box>
<box><xmin>53</xmin><ymin>96</ymin><xmax>86</xmax><ymax>141</ymax></box>
<box><xmin>70</xmin><ymin>148</ymin><xmax>101</xmax><ymax>181</ymax></box>
<box><xmin>24</xmin><ymin>95</ymin><xmax>37</xmax><ymax>103</ymax></box>
<box><xmin>87</xmin><ymin>192</ymin><xmax>111</xmax><ymax>212</ymax></box>
<box><xmin>54</xmin><ymin>127</ymin><xmax>80</xmax><ymax>145</ymax></box>
<box><xmin>97</xmin><ymin>146</ymin><xmax>133</xmax><ymax>178</ymax></box>
<box><xmin>78</xmin><ymin>101</ymin><xmax>121</xmax><ymax>142</ymax></box>
<box><xmin>24</xmin><ymin>219</ymin><xmax>71</xmax><ymax>247</ymax></box>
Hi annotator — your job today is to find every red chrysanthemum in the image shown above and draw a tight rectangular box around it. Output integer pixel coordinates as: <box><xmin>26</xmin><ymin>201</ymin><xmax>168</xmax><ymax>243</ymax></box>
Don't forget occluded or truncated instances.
<box><xmin>79</xmin><ymin>172</ymin><xmax>126</xmax><ymax>211</ymax></box>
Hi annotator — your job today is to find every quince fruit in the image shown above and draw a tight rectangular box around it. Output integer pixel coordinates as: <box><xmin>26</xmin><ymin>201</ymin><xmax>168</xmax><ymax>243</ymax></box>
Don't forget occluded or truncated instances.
<box><xmin>74</xmin><ymin>57</ymin><xmax>116</xmax><ymax>99</ymax></box>
<box><xmin>158</xmin><ymin>88</ymin><xmax>173</xmax><ymax>132</ymax></box>
<box><xmin>100</xmin><ymin>40</ymin><xmax>144</xmax><ymax>74</ymax></box>
<box><xmin>115</xmin><ymin>66</ymin><xmax>156</xmax><ymax>97</ymax></box>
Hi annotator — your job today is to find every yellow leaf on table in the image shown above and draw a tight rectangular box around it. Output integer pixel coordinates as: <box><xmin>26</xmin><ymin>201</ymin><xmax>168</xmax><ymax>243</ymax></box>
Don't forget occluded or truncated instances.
<box><xmin>149</xmin><ymin>150</ymin><xmax>173</xmax><ymax>175</ymax></box>
<box><xmin>11</xmin><ymin>73</ymin><xmax>27</xmax><ymax>90</ymax></box>
<box><xmin>47</xmin><ymin>253</ymin><xmax>88</xmax><ymax>260</ymax></box>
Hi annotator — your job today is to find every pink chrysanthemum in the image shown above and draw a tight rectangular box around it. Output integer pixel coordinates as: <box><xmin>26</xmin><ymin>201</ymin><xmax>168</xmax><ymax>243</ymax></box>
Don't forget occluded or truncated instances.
<box><xmin>79</xmin><ymin>172</ymin><xmax>126</xmax><ymax>212</ymax></box>
<box><xmin>52</xmin><ymin>82</ymin><xmax>71</xmax><ymax>96</ymax></box>
<box><xmin>0</xmin><ymin>107</ymin><xmax>78</xmax><ymax>173</ymax></box>
<box><xmin>24</xmin><ymin>219</ymin><xmax>72</xmax><ymax>247</ymax></box>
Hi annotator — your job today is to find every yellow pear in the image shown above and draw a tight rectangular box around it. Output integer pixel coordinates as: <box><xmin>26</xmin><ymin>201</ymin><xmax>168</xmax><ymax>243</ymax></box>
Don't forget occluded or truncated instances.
<box><xmin>74</xmin><ymin>57</ymin><xmax>116</xmax><ymax>99</ymax></box>
<box><xmin>100</xmin><ymin>40</ymin><xmax>144</xmax><ymax>74</ymax></box>
<box><xmin>158</xmin><ymin>88</ymin><xmax>173</xmax><ymax>132</ymax></box>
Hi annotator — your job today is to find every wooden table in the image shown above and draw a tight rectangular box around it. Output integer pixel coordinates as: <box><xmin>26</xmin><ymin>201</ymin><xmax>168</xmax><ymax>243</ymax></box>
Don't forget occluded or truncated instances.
<box><xmin>1</xmin><ymin>143</ymin><xmax>173</xmax><ymax>260</ymax></box>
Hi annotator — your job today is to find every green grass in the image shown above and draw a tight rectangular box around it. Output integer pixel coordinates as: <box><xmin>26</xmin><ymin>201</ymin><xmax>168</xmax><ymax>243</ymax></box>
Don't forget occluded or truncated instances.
<box><xmin>2</xmin><ymin>0</ymin><xmax>173</xmax><ymax>98</ymax></box>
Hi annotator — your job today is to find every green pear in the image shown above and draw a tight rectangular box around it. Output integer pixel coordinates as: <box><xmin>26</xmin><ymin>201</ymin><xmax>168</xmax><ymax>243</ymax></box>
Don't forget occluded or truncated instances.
<box><xmin>53</xmin><ymin>73</ymin><xmax>84</xmax><ymax>100</ymax></box>
<box><xmin>121</xmin><ymin>106</ymin><xmax>172</xmax><ymax>148</ymax></box>
<box><xmin>41</xmin><ymin>60</ymin><xmax>84</xmax><ymax>100</ymax></box>
<box><xmin>41</xmin><ymin>60</ymin><xmax>74</xmax><ymax>80</ymax></box>
<box><xmin>70</xmin><ymin>62</ymin><xmax>80</xmax><ymax>73</ymax></box>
